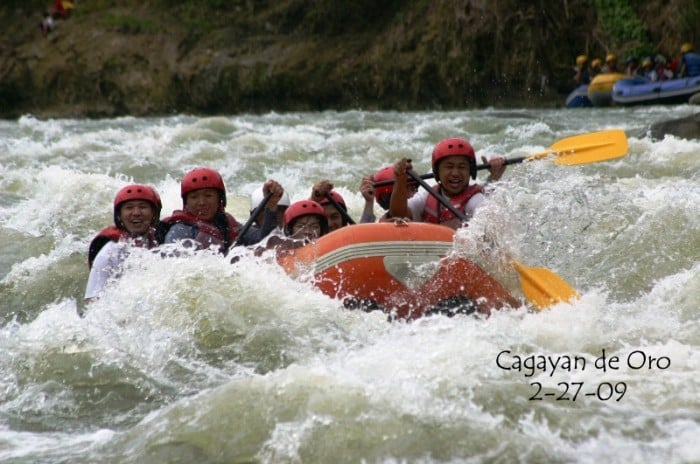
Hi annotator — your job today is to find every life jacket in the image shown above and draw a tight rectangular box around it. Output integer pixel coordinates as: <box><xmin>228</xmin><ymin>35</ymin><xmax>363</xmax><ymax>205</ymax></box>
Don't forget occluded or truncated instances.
<box><xmin>682</xmin><ymin>52</ymin><xmax>700</xmax><ymax>77</ymax></box>
<box><xmin>422</xmin><ymin>184</ymin><xmax>483</xmax><ymax>229</ymax></box>
<box><xmin>87</xmin><ymin>225</ymin><xmax>157</xmax><ymax>268</ymax></box>
<box><xmin>158</xmin><ymin>210</ymin><xmax>240</xmax><ymax>252</ymax></box>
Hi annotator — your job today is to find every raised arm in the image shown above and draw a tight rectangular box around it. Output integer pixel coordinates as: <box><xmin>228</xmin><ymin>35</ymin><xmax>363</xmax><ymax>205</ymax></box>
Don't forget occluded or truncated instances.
<box><xmin>389</xmin><ymin>157</ymin><xmax>413</xmax><ymax>219</ymax></box>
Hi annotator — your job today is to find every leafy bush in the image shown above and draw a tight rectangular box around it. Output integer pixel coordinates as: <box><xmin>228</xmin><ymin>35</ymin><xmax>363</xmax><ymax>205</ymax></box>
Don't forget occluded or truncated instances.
<box><xmin>595</xmin><ymin>0</ymin><xmax>653</xmax><ymax>57</ymax></box>
<box><xmin>102</xmin><ymin>14</ymin><xmax>158</xmax><ymax>34</ymax></box>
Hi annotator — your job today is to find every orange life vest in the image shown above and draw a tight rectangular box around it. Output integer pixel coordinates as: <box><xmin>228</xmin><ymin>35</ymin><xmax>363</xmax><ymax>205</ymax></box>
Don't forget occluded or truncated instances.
<box><xmin>422</xmin><ymin>184</ymin><xmax>483</xmax><ymax>229</ymax></box>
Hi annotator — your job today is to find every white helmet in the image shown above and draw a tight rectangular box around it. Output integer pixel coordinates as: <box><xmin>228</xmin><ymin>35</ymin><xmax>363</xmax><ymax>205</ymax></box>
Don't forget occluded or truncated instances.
<box><xmin>250</xmin><ymin>185</ymin><xmax>289</xmax><ymax>212</ymax></box>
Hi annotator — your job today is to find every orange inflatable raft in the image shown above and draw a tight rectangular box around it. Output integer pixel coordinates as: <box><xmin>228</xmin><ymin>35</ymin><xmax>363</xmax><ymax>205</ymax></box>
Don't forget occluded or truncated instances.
<box><xmin>277</xmin><ymin>222</ymin><xmax>519</xmax><ymax>320</ymax></box>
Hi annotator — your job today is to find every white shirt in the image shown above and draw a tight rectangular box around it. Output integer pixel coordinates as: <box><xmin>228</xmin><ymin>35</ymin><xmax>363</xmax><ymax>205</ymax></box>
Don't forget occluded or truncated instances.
<box><xmin>84</xmin><ymin>240</ymin><xmax>130</xmax><ymax>299</ymax></box>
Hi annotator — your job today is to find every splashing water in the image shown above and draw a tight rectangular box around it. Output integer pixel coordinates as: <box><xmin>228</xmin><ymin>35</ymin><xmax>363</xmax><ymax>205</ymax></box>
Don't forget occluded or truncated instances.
<box><xmin>1</xmin><ymin>107</ymin><xmax>698</xmax><ymax>463</ymax></box>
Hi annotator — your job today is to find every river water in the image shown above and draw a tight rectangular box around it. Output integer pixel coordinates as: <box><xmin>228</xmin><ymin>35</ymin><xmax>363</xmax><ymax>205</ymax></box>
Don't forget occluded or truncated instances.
<box><xmin>1</xmin><ymin>106</ymin><xmax>698</xmax><ymax>463</ymax></box>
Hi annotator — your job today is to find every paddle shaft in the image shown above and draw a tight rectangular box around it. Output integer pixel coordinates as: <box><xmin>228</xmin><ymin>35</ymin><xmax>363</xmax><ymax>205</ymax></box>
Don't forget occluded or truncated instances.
<box><xmin>374</xmin><ymin>158</ymin><xmax>525</xmax><ymax>187</ymax></box>
<box><xmin>234</xmin><ymin>191</ymin><xmax>273</xmax><ymax>246</ymax></box>
<box><xmin>324</xmin><ymin>192</ymin><xmax>356</xmax><ymax>225</ymax></box>
<box><xmin>373</xmin><ymin>129</ymin><xmax>628</xmax><ymax>188</ymax></box>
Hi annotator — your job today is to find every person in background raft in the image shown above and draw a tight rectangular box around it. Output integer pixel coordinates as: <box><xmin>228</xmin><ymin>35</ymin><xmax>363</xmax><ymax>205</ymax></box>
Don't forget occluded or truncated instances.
<box><xmin>309</xmin><ymin>179</ymin><xmax>375</xmax><ymax>231</ymax></box>
<box><xmin>85</xmin><ymin>184</ymin><xmax>162</xmax><ymax>303</ymax></box>
<box><xmin>573</xmin><ymin>55</ymin><xmax>590</xmax><ymax>85</ymax></box>
<box><xmin>590</xmin><ymin>58</ymin><xmax>603</xmax><ymax>79</ymax></box>
<box><xmin>372</xmin><ymin>165</ymin><xmax>419</xmax><ymax>222</ymax></box>
<box><xmin>159</xmin><ymin>167</ymin><xmax>283</xmax><ymax>252</ymax></box>
<box><xmin>249</xmin><ymin>185</ymin><xmax>290</xmax><ymax>234</ymax></box>
<box><xmin>624</xmin><ymin>55</ymin><xmax>639</xmax><ymax>76</ymax></box>
<box><xmin>678</xmin><ymin>42</ymin><xmax>700</xmax><ymax>78</ymax></box>
<box><xmin>389</xmin><ymin>138</ymin><xmax>506</xmax><ymax>230</ymax></box>
<box><xmin>639</xmin><ymin>56</ymin><xmax>655</xmax><ymax>80</ymax></box>
<box><xmin>602</xmin><ymin>53</ymin><xmax>618</xmax><ymax>73</ymax></box>
<box><xmin>653</xmin><ymin>54</ymin><xmax>674</xmax><ymax>81</ymax></box>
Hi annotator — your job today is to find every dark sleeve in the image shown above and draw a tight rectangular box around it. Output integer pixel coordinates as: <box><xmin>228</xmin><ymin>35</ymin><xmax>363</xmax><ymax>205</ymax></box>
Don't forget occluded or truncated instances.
<box><xmin>164</xmin><ymin>222</ymin><xmax>197</xmax><ymax>243</ymax></box>
<box><xmin>237</xmin><ymin>208</ymin><xmax>277</xmax><ymax>246</ymax></box>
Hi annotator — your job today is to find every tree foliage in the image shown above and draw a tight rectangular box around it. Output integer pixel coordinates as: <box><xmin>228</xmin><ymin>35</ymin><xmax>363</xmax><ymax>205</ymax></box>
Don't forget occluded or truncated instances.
<box><xmin>595</xmin><ymin>0</ymin><xmax>653</xmax><ymax>57</ymax></box>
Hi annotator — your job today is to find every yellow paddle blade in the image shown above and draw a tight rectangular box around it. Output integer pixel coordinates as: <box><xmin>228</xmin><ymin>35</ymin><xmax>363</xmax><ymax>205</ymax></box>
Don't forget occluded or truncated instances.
<box><xmin>512</xmin><ymin>261</ymin><xmax>580</xmax><ymax>310</ymax></box>
<box><xmin>527</xmin><ymin>129</ymin><xmax>628</xmax><ymax>165</ymax></box>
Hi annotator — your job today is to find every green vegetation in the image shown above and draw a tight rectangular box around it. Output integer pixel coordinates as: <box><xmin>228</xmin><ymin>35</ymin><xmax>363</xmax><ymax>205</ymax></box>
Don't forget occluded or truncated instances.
<box><xmin>0</xmin><ymin>0</ymin><xmax>695</xmax><ymax>118</ymax></box>
<box><xmin>299</xmin><ymin>0</ymin><xmax>405</xmax><ymax>35</ymax></box>
<box><xmin>595</xmin><ymin>0</ymin><xmax>653</xmax><ymax>58</ymax></box>
<box><xmin>155</xmin><ymin>0</ymin><xmax>240</xmax><ymax>10</ymax></box>
<box><xmin>101</xmin><ymin>14</ymin><xmax>158</xmax><ymax>34</ymax></box>
<box><xmin>4</xmin><ymin>0</ymin><xmax>44</xmax><ymax>10</ymax></box>
<box><xmin>677</xmin><ymin>0</ymin><xmax>700</xmax><ymax>39</ymax></box>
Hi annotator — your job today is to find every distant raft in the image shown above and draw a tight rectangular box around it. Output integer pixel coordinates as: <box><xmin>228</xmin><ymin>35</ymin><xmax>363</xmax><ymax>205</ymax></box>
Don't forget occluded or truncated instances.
<box><xmin>587</xmin><ymin>73</ymin><xmax>626</xmax><ymax>106</ymax></box>
<box><xmin>612</xmin><ymin>75</ymin><xmax>700</xmax><ymax>105</ymax></box>
<box><xmin>277</xmin><ymin>222</ymin><xmax>519</xmax><ymax>320</ymax></box>
<box><xmin>566</xmin><ymin>84</ymin><xmax>593</xmax><ymax>108</ymax></box>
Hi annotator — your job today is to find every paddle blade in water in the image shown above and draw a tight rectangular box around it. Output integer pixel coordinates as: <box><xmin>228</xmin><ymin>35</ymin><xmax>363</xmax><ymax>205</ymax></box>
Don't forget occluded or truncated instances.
<box><xmin>512</xmin><ymin>261</ymin><xmax>580</xmax><ymax>310</ymax></box>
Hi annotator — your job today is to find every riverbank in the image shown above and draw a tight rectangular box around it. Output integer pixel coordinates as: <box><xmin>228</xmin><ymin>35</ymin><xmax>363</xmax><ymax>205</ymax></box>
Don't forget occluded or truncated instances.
<box><xmin>0</xmin><ymin>1</ymin><xmax>694</xmax><ymax>118</ymax></box>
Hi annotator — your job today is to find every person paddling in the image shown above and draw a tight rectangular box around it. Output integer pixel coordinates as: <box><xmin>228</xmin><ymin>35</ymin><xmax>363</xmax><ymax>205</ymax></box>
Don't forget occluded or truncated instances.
<box><xmin>309</xmin><ymin>178</ymin><xmax>377</xmax><ymax>230</ymax></box>
<box><xmin>372</xmin><ymin>165</ymin><xmax>419</xmax><ymax>222</ymax></box>
<box><xmin>308</xmin><ymin>181</ymin><xmax>353</xmax><ymax>231</ymax></box>
<box><xmin>678</xmin><ymin>42</ymin><xmax>700</xmax><ymax>77</ymax></box>
<box><xmin>573</xmin><ymin>54</ymin><xmax>591</xmax><ymax>85</ymax></box>
<box><xmin>159</xmin><ymin>167</ymin><xmax>283</xmax><ymax>252</ymax></box>
<box><xmin>389</xmin><ymin>137</ymin><xmax>506</xmax><ymax>229</ymax></box>
<box><xmin>249</xmin><ymin>185</ymin><xmax>290</xmax><ymax>232</ymax></box>
<box><xmin>283</xmin><ymin>200</ymin><xmax>329</xmax><ymax>241</ymax></box>
<box><xmin>602</xmin><ymin>53</ymin><xmax>619</xmax><ymax>73</ymax></box>
<box><xmin>85</xmin><ymin>184</ymin><xmax>162</xmax><ymax>303</ymax></box>
<box><xmin>254</xmin><ymin>199</ymin><xmax>329</xmax><ymax>256</ymax></box>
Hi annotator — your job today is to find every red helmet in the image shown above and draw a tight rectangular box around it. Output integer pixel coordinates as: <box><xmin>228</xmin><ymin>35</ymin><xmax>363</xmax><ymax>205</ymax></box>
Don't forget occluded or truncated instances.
<box><xmin>181</xmin><ymin>167</ymin><xmax>226</xmax><ymax>206</ymax></box>
<box><xmin>373</xmin><ymin>166</ymin><xmax>395</xmax><ymax>209</ymax></box>
<box><xmin>283</xmin><ymin>200</ymin><xmax>329</xmax><ymax>237</ymax></box>
<box><xmin>432</xmin><ymin>137</ymin><xmax>477</xmax><ymax>180</ymax></box>
<box><xmin>318</xmin><ymin>190</ymin><xmax>349</xmax><ymax>226</ymax></box>
<box><xmin>113</xmin><ymin>184</ymin><xmax>161</xmax><ymax>227</ymax></box>
<box><xmin>373</xmin><ymin>165</ymin><xmax>417</xmax><ymax>210</ymax></box>
<box><xmin>318</xmin><ymin>190</ymin><xmax>346</xmax><ymax>210</ymax></box>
